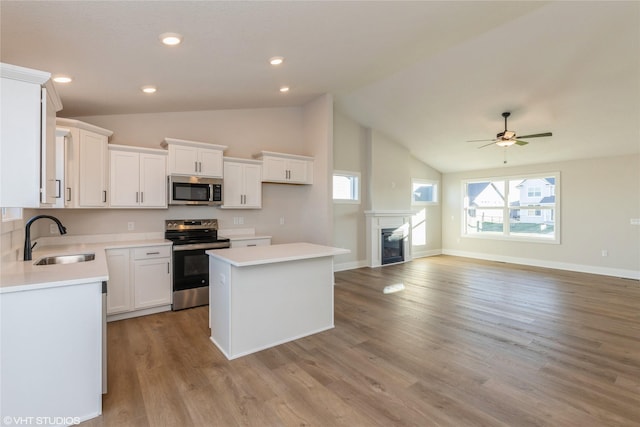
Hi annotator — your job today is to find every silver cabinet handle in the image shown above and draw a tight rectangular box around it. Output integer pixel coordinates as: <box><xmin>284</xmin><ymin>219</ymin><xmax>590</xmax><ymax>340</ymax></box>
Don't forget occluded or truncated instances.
<box><xmin>146</xmin><ymin>251</ymin><xmax>160</xmax><ymax>255</ymax></box>
<box><xmin>140</xmin><ymin>192</ymin><xmax>144</xmax><ymax>203</ymax></box>
<box><xmin>55</xmin><ymin>180</ymin><xmax>61</xmax><ymax>199</ymax></box>
<box><xmin>195</xmin><ymin>161</ymin><xmax>198</xmax><ymax>173</ymax></box>
<box><xmin>167</xmin><ymin>262</ymin><xmax>170</xmax><ymax>274</ymax></box>
<box><xmin>66</xmin><ymin>187</ymin><xmax>71</xmax><ymax>202</ymax></box>
<box><xmin>199</xmin><ymin>162</ymin><xmax>202</xmax><ymax>172</ymax></box>
<box><xmin>136</xmin><ymin>192</ymin><xmax>139</xmax><ymax>203</ymax></box>
<box><xmin>103</xmin><ymin>190</ymin><xmax>107</xmax><ymax>203</ymax></box>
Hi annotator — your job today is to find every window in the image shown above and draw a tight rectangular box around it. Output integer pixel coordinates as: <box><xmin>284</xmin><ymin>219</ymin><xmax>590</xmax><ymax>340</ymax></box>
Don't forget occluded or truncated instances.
<box><xmin>412</xmin><ymin>179</ymin><xmax>438</xmax><ymax>205</ymax></box>
<box><xmin>333</xmin><ymin>171</ymin><xmax>360</xmax><ymax>204</ymax></box>
<box><xmin>462</xmin><ymin>173</ymin><xmax>559</xmax><ymax>243</ymax></box>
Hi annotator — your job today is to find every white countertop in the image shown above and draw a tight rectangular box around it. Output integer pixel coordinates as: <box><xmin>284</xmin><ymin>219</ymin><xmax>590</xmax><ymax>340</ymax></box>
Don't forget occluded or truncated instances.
<box><xmin>0</xmin><ymin>238</ymin><xmax>171</xmax><ymax>294</ymax></box>
<box><xmin>218</xmin><ymin>227</ymin><xmax>271</xmax><ymax>241</ymax></box>
<box><xmin>206</xmin><ymin>242</ymin><xmax>349</xmax><ymax>267</ymax></box>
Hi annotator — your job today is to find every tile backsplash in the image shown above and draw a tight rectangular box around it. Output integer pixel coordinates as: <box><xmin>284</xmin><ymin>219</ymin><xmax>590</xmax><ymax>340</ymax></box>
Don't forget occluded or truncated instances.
<box><xmin>1</xmin><ymin>217</ymin><xmax>24</xmax><ymax>262</ymax></box>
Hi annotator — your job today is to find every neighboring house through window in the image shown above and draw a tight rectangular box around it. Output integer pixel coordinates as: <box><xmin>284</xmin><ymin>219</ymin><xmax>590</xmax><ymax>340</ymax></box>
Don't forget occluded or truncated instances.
<box><xmin>462</xmin><ymin>173</ymin><xmax>559</xmax><ymax>243</ymax></box>
<box><xmin>412</xmin><ymin>179</ymin><xmax>438</xmax><ymax>205</ymax></box>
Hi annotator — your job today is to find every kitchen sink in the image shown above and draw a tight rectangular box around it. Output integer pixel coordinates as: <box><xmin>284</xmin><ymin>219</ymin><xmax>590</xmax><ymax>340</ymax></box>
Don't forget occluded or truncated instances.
<box><xmin>34</xmin><ymin>253</ymin><xmax>96</xmax><ymax>266</ymax></box>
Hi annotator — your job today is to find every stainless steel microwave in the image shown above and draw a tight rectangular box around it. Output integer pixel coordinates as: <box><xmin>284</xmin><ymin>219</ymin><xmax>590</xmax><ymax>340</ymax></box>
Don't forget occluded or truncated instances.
<box><xmin>168</xmin><ymin>175</ymin><xmax>223</xmax><ymax>206</ymax></box>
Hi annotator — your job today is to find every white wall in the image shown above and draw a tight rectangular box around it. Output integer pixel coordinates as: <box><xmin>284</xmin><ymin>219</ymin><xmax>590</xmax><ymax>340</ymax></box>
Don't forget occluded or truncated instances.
<box><xmin>442</xmin><ymin>154</ymin><xmax>640</xmax><ymax>279</ymax></box>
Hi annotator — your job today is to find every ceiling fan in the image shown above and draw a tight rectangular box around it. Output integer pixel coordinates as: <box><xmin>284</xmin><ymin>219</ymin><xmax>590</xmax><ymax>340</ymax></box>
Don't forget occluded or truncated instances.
<box><xmin>468</xmin><ymin>112</ymin><xmax>552</xmax><ymax>148</ymax></box>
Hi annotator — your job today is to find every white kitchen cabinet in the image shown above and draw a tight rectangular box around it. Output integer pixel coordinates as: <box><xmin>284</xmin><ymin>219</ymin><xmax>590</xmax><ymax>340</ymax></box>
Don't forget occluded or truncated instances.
<box><xmin>161</xmin><ymin>137</ymin><xmax>227</xmax><ymax>178</ymax></box>
<box><xmin>52</xmin><ymin>127</ymin><xmax>70</xmax><ymax>208</ymax></box>
<box><xmin>109</xmin><ymin>145</ymin><xmax>167</xmax><ymax>208</ymax></box>
<box><xmin>106</xmin><ymin>244</ymin><xmax>172</xmax><ymax>321</ymax></box>
<box><xmin>0</xmin><ymin>63</ymin><xmax>62</xmax><ymax>207</ymax></box>
<box><xmin>254</xmin><ymin>151</ymin><xmax>314</xmax><ymax>184</ymax></box>
<box><xmin>222</xmin><ymin>158</ymin><xmax>262</xmax><ymax>209</ymax></box>
<box><xmin>106</xmin><ymin>248</ymin><xmax>132</xmax><ymax>314</ymax></box>
<box><xmin>56</xmin><ymin>118</ymin><xmax>113</xmax><ymax>208</ymax></box>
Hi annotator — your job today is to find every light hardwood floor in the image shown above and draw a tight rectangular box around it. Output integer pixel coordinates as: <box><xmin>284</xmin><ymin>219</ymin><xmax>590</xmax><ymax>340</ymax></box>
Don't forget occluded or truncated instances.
<box><xmin>82</xmin><ymin>256</ymin><xmax>640</xmax><ymax>426</ymax></box>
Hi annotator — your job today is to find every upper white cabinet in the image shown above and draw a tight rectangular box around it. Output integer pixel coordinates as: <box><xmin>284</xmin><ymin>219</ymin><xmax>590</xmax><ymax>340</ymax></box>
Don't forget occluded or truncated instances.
<box><xmin>109</xmin><ymin>145</ymin><xmax>167</xmax><ymax>208</ymax></box>
<box><xmin>253</xmin><ymin>151</ymin><xmax>313</xmax><ymax>185</ymax></box>
<box><xmin>161</xmin><ymin>138</ymin><xmax>227</xmax><ymax>178</ymax></box>
<box><xmin>0</xmin><ymin>63</ymin><xmax>62</xmax><ymax>207</ymax></box>
<box><xmin>56</xmin><ymin>118</ymin><xmax>113</xmax><ymax>208</ymax></box>
<box><xmin>222</xmin><ymin>158</ymin><xmax>262</xmax><ymax>209</ymax></box>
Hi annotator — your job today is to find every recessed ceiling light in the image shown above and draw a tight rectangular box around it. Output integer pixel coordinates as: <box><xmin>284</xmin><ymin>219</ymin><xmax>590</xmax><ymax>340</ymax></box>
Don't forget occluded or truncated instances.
<box><xmin>279</xmin><ymin>86</ymin><xmax>290</xmax><ymax>93</ymax></box>
<box><xmin>269</xmin><ymin>56</ymin><xmax>284</xmax><ymax>66</ymax></box>
<box><xmin>53</xmin><ymin>75</ymin><xmax>72</xmax><ymax>83</ymax></box>
<box><xmin>160</xmin><ymin>32</ymin><xmax>183</xmax><ymax>46</ymax></box>
<box><xmin>141</xmin><ymin>85</ymin><xmax>157</xmax><ymax>94</ymax></box>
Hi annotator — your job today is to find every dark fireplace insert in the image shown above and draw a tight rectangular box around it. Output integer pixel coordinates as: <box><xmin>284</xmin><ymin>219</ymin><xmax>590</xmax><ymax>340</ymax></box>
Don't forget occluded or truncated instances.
<box><xmin>381</xmin><ymin>228</ymin><xmax>405</xmax><ymax>265</ymax></box>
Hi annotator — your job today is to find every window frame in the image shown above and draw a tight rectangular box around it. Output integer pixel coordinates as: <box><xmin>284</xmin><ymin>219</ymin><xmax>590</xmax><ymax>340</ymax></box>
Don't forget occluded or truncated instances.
<box><xmin>461</xmin><ymin>172</ymin><xmax>560</xmax><ymax>244</ymax></box>
<box><xmin>332</xmin><ymin>170</ymin><xmax>361</xmax><ymax>204</ymax></box>
<box><xmin>411</xmin><ymin>178</ymin><xmax>439</xmax><ymax>206</ymax></box>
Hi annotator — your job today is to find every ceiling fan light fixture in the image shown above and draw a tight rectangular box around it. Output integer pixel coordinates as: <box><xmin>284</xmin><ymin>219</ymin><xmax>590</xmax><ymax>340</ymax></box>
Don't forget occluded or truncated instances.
<box><xmin>503</xmin><ymin>130</ymin><xmax>516</xmax><ymax>140</ymax></box>
<box><xmin>496</xmin><ymin>139</ymin><xmax>516</xmax><ymax>147</ymax></box>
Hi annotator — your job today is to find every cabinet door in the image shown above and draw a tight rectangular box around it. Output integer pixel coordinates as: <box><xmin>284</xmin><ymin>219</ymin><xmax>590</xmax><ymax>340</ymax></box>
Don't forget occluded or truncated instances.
<box><xmin>168</xmin><ymin>144</ymin><xmax>198</xmax><ymax>175</ymax></box>
<box><xmin>287</xmin><ymin>159</ymin><xmax>309</xmax><ymax>184</ymax></box>
<box><xmin>106</xmin><ymin>249</ymin><xmax>132</xmax><ymax>315</ymax></box>
<box><xmin>53</xmin><ymin>132</ymin><xmax>66</xmax><ymax>208</ymax></box>
<box><xmin>262</xmin><ymin>156</ymin><xmax>287</xmax><ymax>182</ymax></box>
<box><xmin>139</xmin><ymin>153</ymin><xmax>167</xmax><ymax>207</ymax></box>
<box><xmin>0</xmin><ymin>78</ymin><xmax>41</xmax><ymax>207</ymax></box>
<box><xmin>79</xmin><ymin>130</ymin><xmax>108</xmax><ymax>206</ymax></box>
<box><xmin>243</xmin><ymin>163</ymin><xmax>262</xmax><ymax>208</ymax></box>
<box><xmin>223</xmin><ymin>161</ymin><xmax>244</xmax><ymax>208</ymax></box>
<box><xmin>199</xmin><ymin>148</ymin><xmax>223</xmax><ymax>177</ymax></box>
<box><xmin>109</xmin><ymin>151</ymin><xmax>140</xmax><ymax>207</ymax></box>
<box><xmin>40</xmin><ymin>87</ymin><xmax>57</xmax><ymax>205</ymax></box>
<box><xmin>134</xmin><ymin>258</ymin><xmax>171</xmax><ymax>309</ymax></box>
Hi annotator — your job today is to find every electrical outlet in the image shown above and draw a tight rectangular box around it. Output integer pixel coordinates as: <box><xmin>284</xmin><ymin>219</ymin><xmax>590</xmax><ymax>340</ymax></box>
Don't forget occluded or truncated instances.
<box><xmin>631</xmin><ymin>218</ymin><xmax>640</xmax><ymax>225</ymax></box>
<box><xmin>50</xmin><ymin>224</ymin><xmax>58</xmax><ymax>234</ymax></box>
<box><xmin>238</xmin><ymin>217</ymin><xmax>244</xmax><ymax>225</ymax></box>
<box><xmin>127</xmin><ymin>222</ymin><xmax>135</xmax><ymax>231</ymax></box>
<box><xmin>601</xmin><ymin>249</ymin><xmax>608</xmax><ymax>257</ymax></box>
<box><xmin>280</xmin><ymin>216</ymin><xmax>285</xmax><ymax>225</ymax></box>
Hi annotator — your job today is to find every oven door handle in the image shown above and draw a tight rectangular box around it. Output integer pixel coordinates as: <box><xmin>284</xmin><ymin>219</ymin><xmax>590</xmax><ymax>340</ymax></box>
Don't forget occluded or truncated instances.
<box><xmin>172</xmin><ymin>243</ymin><xmax>230</xmax><ymax>251</ymax></box>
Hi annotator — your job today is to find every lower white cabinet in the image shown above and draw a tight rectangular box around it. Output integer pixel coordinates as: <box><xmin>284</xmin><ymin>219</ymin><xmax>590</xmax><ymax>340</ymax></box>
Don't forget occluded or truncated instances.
<box><xmin>106</xmin><ymin>244</ymin><xmax>171</xmax><ymax>320</ymax></box>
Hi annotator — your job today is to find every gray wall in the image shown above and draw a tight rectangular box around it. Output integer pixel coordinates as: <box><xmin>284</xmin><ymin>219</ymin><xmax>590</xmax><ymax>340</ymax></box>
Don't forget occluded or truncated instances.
<box><xmin>442</xmin><ymin>154</ymin><xmax>640</xmax><ymax>278</ymax></box>
<box><xmin>332</xmin><ymin>111</ymin><xmax>443</xmax><ymax>268</ymax></box>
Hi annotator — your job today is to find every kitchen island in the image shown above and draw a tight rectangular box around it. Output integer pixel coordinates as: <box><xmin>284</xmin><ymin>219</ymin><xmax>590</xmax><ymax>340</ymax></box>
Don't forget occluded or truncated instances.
<box><xmin>206</xmin><ymin>242</ymin><xmax>349</xmax><ymax>359</ymax></box>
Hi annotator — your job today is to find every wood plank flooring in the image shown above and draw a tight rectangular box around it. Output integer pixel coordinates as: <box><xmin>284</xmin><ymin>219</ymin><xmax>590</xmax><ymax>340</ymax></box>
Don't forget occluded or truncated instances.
<box><xmin>81</xmin><ymin>256</ymin><xmax>640</xmax><ymax>426</ymax></box>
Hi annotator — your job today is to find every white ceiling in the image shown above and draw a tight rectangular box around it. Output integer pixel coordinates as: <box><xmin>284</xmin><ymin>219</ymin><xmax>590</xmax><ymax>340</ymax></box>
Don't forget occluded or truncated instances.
<box><xmin>2</xmin><ymin>1</ymin><xmax>638</xmax><ymax>173</ymax></box>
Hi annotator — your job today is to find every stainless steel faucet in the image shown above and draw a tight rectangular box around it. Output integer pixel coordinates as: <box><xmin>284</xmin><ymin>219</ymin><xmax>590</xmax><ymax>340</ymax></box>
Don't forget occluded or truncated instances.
<box><xmin>24</xmin><ymin>215</ymin><xmax>67</xmax><ymax>261</ymax></box>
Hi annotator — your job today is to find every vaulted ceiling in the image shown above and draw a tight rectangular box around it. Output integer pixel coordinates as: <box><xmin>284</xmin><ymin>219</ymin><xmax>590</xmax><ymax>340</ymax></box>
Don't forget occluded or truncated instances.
<box><xmin>2</xmin><ymin>1</ymin><xmax>638</xmax><ymax>172</ymax></box>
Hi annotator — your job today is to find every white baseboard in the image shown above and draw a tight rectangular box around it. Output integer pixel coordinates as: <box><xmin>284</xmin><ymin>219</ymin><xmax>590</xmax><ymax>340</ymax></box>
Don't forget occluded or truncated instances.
<box><xmin>334</xmin><ymin>260</ymin><xmax>368</xmax><ymax>272</ymax></box>
<box><xmin>411</xmin><ymin>249</ymin><xmax>443</xmax><ymax>259</ymax></box>
<box><xmin>442</xmin><ymin>249</ymin><xmax>640</xmax><ymax>281</ymax></box>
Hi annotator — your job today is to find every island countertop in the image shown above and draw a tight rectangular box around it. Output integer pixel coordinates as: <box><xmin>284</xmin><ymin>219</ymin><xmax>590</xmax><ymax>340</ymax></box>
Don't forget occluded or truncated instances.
<box><xmin>206</xmin><ymin>242</ymin><xmax>349</xmax><ymax>267</ymax></box>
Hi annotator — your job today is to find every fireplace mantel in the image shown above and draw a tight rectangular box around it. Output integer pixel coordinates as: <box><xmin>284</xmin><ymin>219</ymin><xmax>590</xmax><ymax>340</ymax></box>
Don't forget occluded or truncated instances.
<box><xmin>365</xmin><ymin>211</ymin><xmax>413</xmax><ymax>267</ymax></box>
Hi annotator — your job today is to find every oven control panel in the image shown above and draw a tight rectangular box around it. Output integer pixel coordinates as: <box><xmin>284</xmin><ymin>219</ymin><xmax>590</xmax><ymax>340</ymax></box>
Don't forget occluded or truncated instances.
<box><xmin>165</xmin><ymin>219</ymin><xmax>219</xmax><ymax>231</ymax></box>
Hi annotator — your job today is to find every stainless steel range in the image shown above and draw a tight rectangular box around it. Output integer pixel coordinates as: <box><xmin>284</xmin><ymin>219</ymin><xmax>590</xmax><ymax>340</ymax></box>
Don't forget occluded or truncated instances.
<box><xmin>165</xmin><ymin>219</ymin><xmax>230</xmax><ymax>310</ymax></box>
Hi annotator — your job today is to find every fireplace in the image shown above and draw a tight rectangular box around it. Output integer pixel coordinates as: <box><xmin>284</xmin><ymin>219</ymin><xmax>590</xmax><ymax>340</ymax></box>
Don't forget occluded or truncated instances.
<box><xmin>365</xmin><ymin>210</ymin><xmax>413</xmax><ymax>267</ymax></box>
<box><xmin>381</xmin><ymin>228</ymin><xmax>405</xmax><ymax>265</ymax></box>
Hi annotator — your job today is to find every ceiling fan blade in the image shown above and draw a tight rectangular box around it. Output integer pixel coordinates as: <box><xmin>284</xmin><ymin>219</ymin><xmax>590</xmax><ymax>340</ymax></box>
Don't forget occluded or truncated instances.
<box><xmin>466</xmin><ymin>138</ymin><xmax>495</xmax><ymax>142</ymax></box>
<box><xmin>477</xmin><ymin>142</ymin><xmax>496</xmax><ymax>149</ymax></box>
<box><xmin>514</xmin><ymin>140</ymin><xmax>529</xmax><ymax>146</ymax></box>
<box><xmin>516</xmin><ymin>132</ymin><xmax>552</xmax><ymax>139</ymax></box>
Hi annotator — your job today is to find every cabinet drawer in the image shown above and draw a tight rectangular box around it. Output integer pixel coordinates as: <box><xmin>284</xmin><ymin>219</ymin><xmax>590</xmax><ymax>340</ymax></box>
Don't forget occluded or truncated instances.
<box><xmin>133</xmin><ymin>245</ymin><xmax>171</xmax><ymax>260</ymax></box>
<box><xmin>230</xmin><ymin>238</ymin><xmax>271</xmax><ymax>248</ymax></box>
